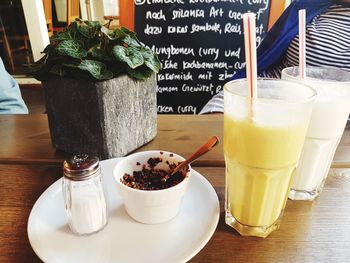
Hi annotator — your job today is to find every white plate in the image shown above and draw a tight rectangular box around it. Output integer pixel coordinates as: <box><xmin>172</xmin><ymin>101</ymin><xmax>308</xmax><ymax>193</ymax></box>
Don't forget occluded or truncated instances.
<box><xmin>28</xmin><ymin>158</ymin><xmax>220</xmax><ymax>263</ymax></box>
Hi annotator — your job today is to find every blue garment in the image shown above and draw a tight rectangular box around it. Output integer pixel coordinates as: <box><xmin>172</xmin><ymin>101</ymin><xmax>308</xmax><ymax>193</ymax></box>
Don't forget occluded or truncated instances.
<box><xmin>0</xmin><ymin>57</ymin><xmax>28</xmax><ymax>114</ymax></box>
<box><xmin>234</xmin><ymin>0</ymin><xmax>335</xmax><ymax>79</ymax></box>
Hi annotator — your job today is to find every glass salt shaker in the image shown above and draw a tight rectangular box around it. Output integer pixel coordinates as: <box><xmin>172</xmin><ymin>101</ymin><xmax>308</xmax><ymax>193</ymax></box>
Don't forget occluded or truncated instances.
<box><xmin>62</xmin><ymin>154</ymin><xmax>108</xmax><ymax>235</ymax></box>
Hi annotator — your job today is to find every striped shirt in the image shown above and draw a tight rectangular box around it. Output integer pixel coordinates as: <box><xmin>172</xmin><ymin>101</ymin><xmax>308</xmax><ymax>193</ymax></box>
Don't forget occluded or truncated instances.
<box><xmin>200</xmin><ymin>4</ymin><xmax>350</xmax><ymax>114</ymax></box>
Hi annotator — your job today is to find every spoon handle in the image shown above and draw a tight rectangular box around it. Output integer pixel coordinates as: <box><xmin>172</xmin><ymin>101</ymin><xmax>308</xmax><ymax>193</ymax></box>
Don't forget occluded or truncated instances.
<box><xmin>171</xmin><ymin>136</ymin><xmax>219</xmax><ymax>175</ymax></box>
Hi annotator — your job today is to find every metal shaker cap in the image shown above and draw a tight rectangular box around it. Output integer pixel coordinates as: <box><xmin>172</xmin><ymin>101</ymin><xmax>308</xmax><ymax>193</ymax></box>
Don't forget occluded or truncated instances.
<box><xmin>63</xmin><ymin>154</ymin><xmax>100</xmax><ymax>181</ymax></box>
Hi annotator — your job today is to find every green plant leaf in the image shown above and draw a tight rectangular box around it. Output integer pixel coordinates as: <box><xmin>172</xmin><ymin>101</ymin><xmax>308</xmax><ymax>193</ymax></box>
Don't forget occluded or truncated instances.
<box><xmin>62</xmin><ymin>63</ymin><xmax>79</xmax><ymax>69</ymax></box>
<box><xmin>101</xmin><ymin>26</ymin><xmax>117</xmax><ymax>40</ymax></box>
<box><xmin>142</xmin><ymin>49</ymin><xmax>161</xmax><ymax>73</ymax></box>
<box><xmin>50</xmin><ymin>30</ymin><xmax>73</xmax><ymax>41</ymax></box>
<box><xmin>27</xmin><ymin>56</ymin><xmax>50</xmax><ymax>80</ymax></box>
<box><xmin>49</xmin><ymin>64</ymin><xmax>68</xmax><ymax>76</ymax></box>
<box><xmin>65</xmin><ymin>22</ymin><xmax>90</xmax><ymax>45</ymax></box>
<box><xmin>55</xmin><ymin>40</ymin><xmax>87</xmax><ymax>59</ymax></box>
<box><xmin>76</xmin><ymin>20</ymin><xmax>101</xmax><ymax>39</ymax></box>
<box><xmin>85</xmin><ymin>21</ymin><xmax>101</xmax><ymax>28</ymax></box>
<box><xmin>123</xmin><ymin>34</ymin><xmax>141</xmax><ymax>48</ymax></box>
<box><xmin>77</xmin><ymin>24</ymin><xmax>97</xmax><ymax>39</ymax></box>
<box><xmin>65</xmin><ymin>67</ymin><xmax>97</xmax><ymax>81</ymax></box>
<box><xmin>41</xmin><ymin>44</ymin><xmax>53</xmax><ymax>54</ymax></box>
<box><xmin>112</xmin><ymin>46</ymin><xmax>144</xmax><ymax>69</ymax></box>
<box><xmin>113</xmin><ymin>27</ymin><xmax>128</xmax><ymax>39</ymax></box>
<box><xmin>31</xmin><ymin>20</ymin><xmax>157</xmax><ymax>82</ymax></box>
<box><xmin>77</xmin><ymin>60</ymin><xmax>113</xmax><ymax>80</ymax></box>
<box><xmin>120</xmin><ymin>27</ymin><xmax>137</xmax><ymax>38</ymax></box>
<box><xmin>126</xmin><ymin>65</ymin><xmax>153</xmax><ymax>80</ymax></box>
<box><xmin>90</xmin><ymin>45</ymin><xmax>113</xmax><ymax>61</ymax></box>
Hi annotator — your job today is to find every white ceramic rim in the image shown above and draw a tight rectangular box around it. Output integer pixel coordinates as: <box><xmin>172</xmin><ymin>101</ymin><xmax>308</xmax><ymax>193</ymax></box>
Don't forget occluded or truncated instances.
<box><xmin>113</xmin><ymin>150</ymin><xmax>191</xmax><ymax>194</ymax></box>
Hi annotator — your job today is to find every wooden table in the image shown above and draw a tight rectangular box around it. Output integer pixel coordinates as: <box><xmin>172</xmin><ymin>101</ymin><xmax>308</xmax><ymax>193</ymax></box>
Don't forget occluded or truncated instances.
<box><xmin>1</xmin><ymin>115</ymin><xmax>350</xmax><ymax>263</ymax></box>
<box><xmin>1</xmin><ymin>114</ymin><xmax>350</xmax><ymax>167</ymax></box>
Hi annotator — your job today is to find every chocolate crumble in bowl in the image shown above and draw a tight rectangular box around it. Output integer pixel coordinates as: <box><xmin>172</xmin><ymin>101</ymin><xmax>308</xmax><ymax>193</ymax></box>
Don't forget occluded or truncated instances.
<box><xmin>113</xmin><ymin>150</ymin><xmax>191</xmax><ymax>224</ymax></box>
<box><xmin>121</xmin><ymin>157</ymin><xmax>188</xmax><ymax>190</ymax></box>
<box><xmin>147</xmin><ymin>157</ymin><xmax>162</xmax><ymax>169</ymax></box>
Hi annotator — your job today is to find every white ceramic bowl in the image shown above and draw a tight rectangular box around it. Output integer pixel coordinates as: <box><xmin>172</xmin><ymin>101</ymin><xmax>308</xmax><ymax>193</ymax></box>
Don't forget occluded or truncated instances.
<box><xmin>113</xmin><ymin>151</ymin><xmax>191</xmax><ymax>224</ymax></box>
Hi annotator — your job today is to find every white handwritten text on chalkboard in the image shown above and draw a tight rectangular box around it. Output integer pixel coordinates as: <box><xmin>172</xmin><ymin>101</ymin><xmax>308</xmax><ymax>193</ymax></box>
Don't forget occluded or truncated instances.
<box><xmin>135</xmin><ymin>0</ymin><xmax>270</xmax><ymax>114</ymax></box>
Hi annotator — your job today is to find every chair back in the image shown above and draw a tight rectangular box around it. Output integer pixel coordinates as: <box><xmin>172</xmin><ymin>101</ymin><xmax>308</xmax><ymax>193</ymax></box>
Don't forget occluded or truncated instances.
<box><xmin>67</xmin><ymin>0</ymin><xmax>80</xmax><ymax>25</ymax></box>
<box><xmin>42</xmin><ymin>0</ymin><xmax>53</xmax><ymax>36</ymax></box>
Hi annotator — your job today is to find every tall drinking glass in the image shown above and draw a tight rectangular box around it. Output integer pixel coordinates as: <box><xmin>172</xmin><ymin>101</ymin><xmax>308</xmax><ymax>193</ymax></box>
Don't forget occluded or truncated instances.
<box><xmin>224</xmin><ymin>79</ymin><xmax>316</xmax><ymax>237</ymax></box>
<box><xmin>282</xmin><ymin>66</ymin><xmax>350</xmax><ymax>200</ymax></box>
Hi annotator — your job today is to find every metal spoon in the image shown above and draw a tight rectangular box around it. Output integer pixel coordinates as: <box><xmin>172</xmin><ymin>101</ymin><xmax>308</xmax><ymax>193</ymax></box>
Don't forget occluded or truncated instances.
<box><xmin>171</xmin><ymin>136</ymin><xmax>219</xmax><ymax>175</ymax></box>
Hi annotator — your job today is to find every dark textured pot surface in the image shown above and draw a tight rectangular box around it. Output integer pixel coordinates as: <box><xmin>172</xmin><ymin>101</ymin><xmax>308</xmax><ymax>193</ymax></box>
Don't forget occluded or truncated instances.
<box><xmin>42</xmin><ymin>75</ymin><xmax>157</xmax><ymax>159</ymax></box>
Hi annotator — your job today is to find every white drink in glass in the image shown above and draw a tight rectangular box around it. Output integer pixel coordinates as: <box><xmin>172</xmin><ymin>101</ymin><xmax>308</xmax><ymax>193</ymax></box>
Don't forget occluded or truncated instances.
<box><xmin>282</xmin><ymin>66</ymin><xmax>350</xmax><ymax>200</ymax></box>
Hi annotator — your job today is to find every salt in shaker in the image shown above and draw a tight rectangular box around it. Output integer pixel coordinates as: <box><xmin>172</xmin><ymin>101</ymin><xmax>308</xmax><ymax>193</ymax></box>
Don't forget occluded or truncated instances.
<box><xmin>62</xmin><ymin>154</ymin><xmax>108</xmax><ymax>235</ymax></box>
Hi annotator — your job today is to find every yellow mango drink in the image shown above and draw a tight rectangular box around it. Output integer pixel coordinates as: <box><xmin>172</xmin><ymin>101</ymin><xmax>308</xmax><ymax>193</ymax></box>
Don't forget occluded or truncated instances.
<box><xmin>225</xmin><ymin>118</ymin><xmax>307</xmax><ymax>230</ymax></box>
<box><xmin>224</xmin><ymin>79</ymin><xmax>316</xmax><ymax>237</ymax></box>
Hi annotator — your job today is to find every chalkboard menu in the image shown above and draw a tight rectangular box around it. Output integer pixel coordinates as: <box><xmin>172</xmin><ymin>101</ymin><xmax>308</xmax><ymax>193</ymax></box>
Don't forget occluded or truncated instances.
<box><xmin>135</xmin><ymin>0</ymin><xmax>270</xmax><ymax>114</ymax></box>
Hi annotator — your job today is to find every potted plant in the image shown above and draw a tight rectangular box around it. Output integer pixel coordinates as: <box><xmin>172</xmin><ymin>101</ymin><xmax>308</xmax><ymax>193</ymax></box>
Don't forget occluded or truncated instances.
<box><xmin>31</xmin><ymin>19</ymin><xmax>161</xmax><ymax>159</ymax></box>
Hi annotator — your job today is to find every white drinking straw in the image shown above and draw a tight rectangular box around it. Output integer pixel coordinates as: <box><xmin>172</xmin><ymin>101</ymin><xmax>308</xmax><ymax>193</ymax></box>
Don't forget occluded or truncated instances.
<box><xmin>299</xmin><ymin>9</ymin><xmax>306</xmax><ymax>79</ymax></box>
<box><xmin>243</xmin><ymin>13</ymin><xmax>257</xmax><ymax>119</ymax></box>
<box><xmin>243</xmin><ymin>13</ymin><xmax>258</xmax><ymax>101</ymax></box>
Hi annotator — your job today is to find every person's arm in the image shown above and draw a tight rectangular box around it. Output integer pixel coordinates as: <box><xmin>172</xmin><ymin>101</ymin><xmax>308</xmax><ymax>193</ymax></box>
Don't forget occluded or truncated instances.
<box><xmin>0</xmin><ymin>57</ymin><xmax>28</xmax><ymax>114</ymax></box>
